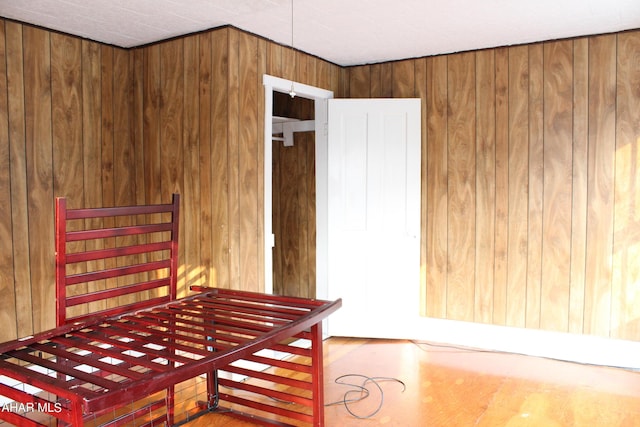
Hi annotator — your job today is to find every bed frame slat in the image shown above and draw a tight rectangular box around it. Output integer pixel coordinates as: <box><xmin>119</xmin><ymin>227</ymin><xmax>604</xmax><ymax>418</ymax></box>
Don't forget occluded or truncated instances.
<box><xmin>0</xmin><ymin>193</ymin><xmax>341</xmax><ymax>426</ymax></box>
<box><xmin>55</xmin><ymin>194</ymin><xmax>180</xmax><ymax>326</ymax></box>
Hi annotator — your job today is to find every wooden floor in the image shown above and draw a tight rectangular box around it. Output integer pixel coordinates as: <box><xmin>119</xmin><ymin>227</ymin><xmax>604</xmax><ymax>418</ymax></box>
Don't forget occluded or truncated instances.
<box><xmin>186</xmin><ymin>337</ymin><xmax>640</xmax><ymax>427</ymax></box>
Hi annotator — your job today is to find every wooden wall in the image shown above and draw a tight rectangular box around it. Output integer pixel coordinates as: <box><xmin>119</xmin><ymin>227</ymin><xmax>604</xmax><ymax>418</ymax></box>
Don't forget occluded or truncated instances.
<box><xmin>1</xmin><ymin>16</ymin><xmax>639</xmax><ymax>344</ymax></box>
<box><xmin>346</xmin><ymin>31</ymin><xmax>640</xmax><ymax>341</ymax></box>
<box><xmin>0</xmin><ymin>21</ymin><xmax>139</xmax><ymax>340</ymax></box>
<box><xmin>0</xmin><ymin>21</ymin><xmax>344</xmax><ymax>343</ymax></box>
<box><xmin>272</xmin><ymin>132</ymin><xmax>316</xmax><ymax>299</ymax></box>
<box><xmin>272</xmin><ymin>94</ymin><xmax>317</xmax><ymax>298</ymax></box>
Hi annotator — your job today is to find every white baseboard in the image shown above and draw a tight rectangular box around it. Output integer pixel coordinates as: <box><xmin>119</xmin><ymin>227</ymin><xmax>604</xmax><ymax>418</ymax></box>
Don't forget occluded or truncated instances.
<box><xmin>329</xmin><ymin>316</ymin><xmax>640</xmax><ymax>370</ymax></box>
<box><xmin>405</xmin><ymin>317</ymin><xmax>640</xmax><ymax>370</ymax></box>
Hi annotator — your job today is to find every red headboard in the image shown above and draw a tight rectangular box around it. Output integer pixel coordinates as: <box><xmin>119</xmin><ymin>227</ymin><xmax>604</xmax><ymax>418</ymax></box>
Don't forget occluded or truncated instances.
<box><xmin>55</xmin><ymin>194</ymin><xmax>180</xmax><ymax>326</ymax></box>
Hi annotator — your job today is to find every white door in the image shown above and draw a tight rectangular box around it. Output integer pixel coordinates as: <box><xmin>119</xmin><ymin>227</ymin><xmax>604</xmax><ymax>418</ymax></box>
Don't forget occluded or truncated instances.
<box><xmin>327</xmin><ymin>98</ymin><xmax>421</xmax><ymax>339</ymax></box>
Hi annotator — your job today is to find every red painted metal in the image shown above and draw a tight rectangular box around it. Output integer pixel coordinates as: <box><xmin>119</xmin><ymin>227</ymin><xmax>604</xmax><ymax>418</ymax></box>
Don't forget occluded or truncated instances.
<box><xmin>0</xmin><ymin>194</ymin><xmax>341</xmax><ymax>426</ymax></box>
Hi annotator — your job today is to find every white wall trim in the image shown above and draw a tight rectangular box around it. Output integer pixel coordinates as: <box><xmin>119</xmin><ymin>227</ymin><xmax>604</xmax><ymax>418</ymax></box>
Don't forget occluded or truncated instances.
<box><xmin>263</xmin><ymin>74</ymin><xmax>334</xmax><ymax>99</ymax></box>
<box><xmin>263</xmin><ymin>74</ymin><xmax>333</xmax><ymax>298</ymax></box>
<box><xmin>406</xmin><ymin>317</ymin><xmax>640</xmax><ymax>370</ymax></box>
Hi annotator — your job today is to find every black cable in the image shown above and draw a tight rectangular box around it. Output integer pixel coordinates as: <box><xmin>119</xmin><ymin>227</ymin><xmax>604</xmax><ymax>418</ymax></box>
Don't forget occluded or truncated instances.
<box><xmin>325</xmin><ymin>374</ymin><xmax>406</xmax><ymax>419</ymax></box>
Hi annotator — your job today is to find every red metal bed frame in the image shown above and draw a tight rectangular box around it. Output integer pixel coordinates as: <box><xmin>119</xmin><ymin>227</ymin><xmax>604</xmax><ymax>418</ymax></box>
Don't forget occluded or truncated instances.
<box><xmin>0</xmin><ymin>194</ymin><xmax>341</xmax><ymax>426</ymax></box>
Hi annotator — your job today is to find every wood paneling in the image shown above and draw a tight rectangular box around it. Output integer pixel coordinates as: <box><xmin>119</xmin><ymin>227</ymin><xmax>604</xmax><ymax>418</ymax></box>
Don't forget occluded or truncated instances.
<box><xmin>183</xmin><ymin>35</ymin><xmax>201</xmax><ymax>290</ymax></box>
<box><xmin>198</xmin><ymin>32</ymin><xmax>213</xmax><ymax>290</ymax></box>
<box><xmin>493</xmin><ymin>47</ymin><xmax>509</xmax><ymax>326</ymax></box>
<box><xmin>348</xmin><ymin>30</ymin><xmax>640</xmax><ymax>340</ymax></box>
<box><xmin>210</xmin><ymin>29</ymin><xmax>230</xmax><ymax>290</ymax></box>
<box><xmin>474</xmin><ymin>49</ymin><xmax>496</xmax><ymax>324</ymax></box>
<box><xmin>2</xmin><ymin>17</ymin><xmax>640</xmax><ymax>344</ymax></box>
<box><xmin>584</xmin><ymin>35</ymin><xmax>617</xmax><ymax>337</ymax></box>
<box><xmin>0</xmin><ymin>21</ymin><xmax>341</xmax><ymax>342</ymax></box>
<box><xmin>614</xmin><ymin>31</ymin><xmax>640</xmax><ymax>340</ymax></box>
<box><xmin>272</xmin><ymin>134</ymin><xmax>316</xmax><ymax>298</ymax></box>
<box><xmin>506</xmin><ymin>45</ymin><xmax>528</xmax><ymax>328</ymax></box>
<box><xmin>237</xmin><ymin>31</ymin><xmax>260</xmax><ymax>292</ymax></box>
<box><xmin>0</xmin><ymin>22</ymin><xmax>16</xmax><ymax>340</ymax></box>
<box><xmin>569</xmin><ymin>39</ymin><xmax>589</xmax><ymax>335</ymax></box>
<box><xmin>541</xmin><ymin>40</ymin><xmax>574</xmax><ymax>332</ymax></box>
<box><xmin>527</xmin><ymin>43</ymin><xmax>544</xmax><ymax>329</ymax></box>
<box><xmin>424</xmin><ymin>55</ymin><xmax>448</xmax><ymax>318</ymax></box>
<box><xmin>23</xmin><ymin>26</ymin><xmax>54</xmax><ymax>335</ymax></box>
<box><xmin>446</xmin><ymin>52</ymin><xmax>476</xmax><ymax>322</ymax></box>
<box><xmin>6</xmin><ymin>22</ymin><xmax>31</xmax><ymax>336</ymax></box>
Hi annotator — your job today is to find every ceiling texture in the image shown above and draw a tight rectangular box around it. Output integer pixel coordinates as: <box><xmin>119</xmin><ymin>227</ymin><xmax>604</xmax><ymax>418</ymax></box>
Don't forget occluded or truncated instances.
<box><xmin>1</xmin><ymin>0</ymin><xmax>639</xmax><ymax>66</ymax></box>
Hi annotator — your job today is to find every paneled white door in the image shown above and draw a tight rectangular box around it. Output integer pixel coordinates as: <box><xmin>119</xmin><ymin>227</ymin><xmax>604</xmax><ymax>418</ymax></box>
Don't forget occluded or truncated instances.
<box><xmin>327</xmin><ymin>98</ymin><xmax>421</xmax><ymax>338</ymax></box>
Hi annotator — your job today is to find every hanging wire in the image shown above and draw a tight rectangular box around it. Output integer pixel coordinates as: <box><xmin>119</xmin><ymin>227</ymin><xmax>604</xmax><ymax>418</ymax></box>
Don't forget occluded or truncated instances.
<box><xmin>289</xmin><ymin>0</ymin><xmax>297</xmax><ymax>97</ymax></box>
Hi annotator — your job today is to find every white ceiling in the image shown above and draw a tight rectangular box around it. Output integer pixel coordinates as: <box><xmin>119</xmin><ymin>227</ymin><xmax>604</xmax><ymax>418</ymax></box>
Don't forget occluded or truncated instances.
<box><xmin>1</xmin><ymin>0</ymin><xmax>639</xmax><ymax>66</ymax></box>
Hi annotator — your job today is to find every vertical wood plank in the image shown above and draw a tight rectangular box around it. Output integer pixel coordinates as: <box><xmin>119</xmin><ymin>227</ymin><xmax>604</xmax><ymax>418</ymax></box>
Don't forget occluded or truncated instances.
<box><xmin>425</xmin><ymin>55</ymin><xmax>448</xmax><ymax>318</ymax></box>
<box><xmin>51</xmin><ymin>33</ymin><xmax>83</xmax><ymax>202</ymax></box>
<box><xmin>272</xmin><ymin>139</ymin><xmax>283</xmax><ymax>295</ymax></box>
<box><xmin>380</xmin><ymin>62</ymin><xmax>393</xmax><ymax>97</ymax></box>
<box><xmin>100</xmin><ymin>46</ymin><xmax>115</xmax><ymax>206</ymax></box>
<box><xmin>227</xmin><ymin>29</ymin><xmax>241</xmax><ymax>290</ymax></box>
<box><xmin>506</xmin><ymin>45</ymin><xmax>529</xmax><ymax>328</ymax></box>
<box><xmin>474</xmin><ymin>49</ymin><xmax>496</xmax><ymax>323</ymax></box>
<box><xmin>51</xmin><ymin>33</ymin><xmax>85</xmax><ymax>318</ymax></box>
<box><xmin>140</xmin><ymin>44</ymin><xmax>162</xmax><ymax>302</ymax></box>
<box><xmin>415</xmin><ymin>58</ymin><xmax>429</xmax><ymax>317</ymax></box>
<box><xmin>370</xmin><ymin>63</ymin><xmax>383</xmax><ymax>98</ymax></box>
<box><xmin>277</xmin><ymin>140</ymin><xmax>302</xmax><ymax>297</ymax></box>
<box><xmin>159</xmin><ymin>39</ymin><xmax>184</xmax><ymax>197</ymax></box>
<box><xmin>183</xmin><ymin>35</ymin><xmax>203</xmax><ymax>290</ymax></box>
<box><xmin>132</xmin><ymin>48</ymin><xmax>145</xmax><ymax>206</ymax></box>
<box><xmin>113</xmin><ymin>47</ymin><xmax>139</xmax><ymax>304</ymax></box>
<box><xmin>113</xmin><ymin>47</ymin><xmax>136</xmax><ymax>206</ymax></box>
<box><xmin>238</xmin><ymin>31</ymin><xmax>259</xmax><ymax>291</ymax></box>
<box><xmin>282</xmin><ymin>45</ymin><xmax>295</xmax><ymax>83</ymax></box>
<box><xmin>82</xmin><ymin>40</ymin><xmax>102</xmax><ymax>207</ymax></box>
<box><xmin>305</xmin><ymin>130</ymin><xmax>316</xmax><ymax>299</ymax></box>
<box><xmin>198</xmin><ymin>32</ymin><xmax>214</xmax><ymax>289</ymax></box>
<box><xmin>493</xmin><ymin>47</ymin><xmax>509</xmax><ymax>325</ymax></box>
<box><xmin>526</xmin><ymin>43</ymin><xmax>544</xmax><ymax>329</ymax></box>
<box><xmin>131</xmin><ymin>47</ymin><xmax>149</xmax><ymax>303</ymax></box>
<box><xmin>0</xmin><ymin>21</ymin><xmax>18</xmax><ymax>342</ymax></box>
<box><xmin>267</xmin><ymin>42</ymin><xmax>283</xmax><ymax>77</ymax></box>
<box><xmin>348</xmin><ymin>65</ymin><xmax>370</xmax><ymax>98</ymax></box>
<box><xmin>100</xmin><ymin>46</ymin><xmax>117</xmax><ymax>302</ymax></box>
<box><xmin>613</xmin><ymin>32</ymin><xmax>640</xmax><ymax>340</ymax></box>
<box><xmin>81</xmin><ymin>40</ymin><xmax>106</xmax><ymax>313</ymax></box>
<box><xmin>159</xmin><ymin>38</ymin><xmax>185</xmax><ymax>296</ymax></box>
<box><xmin>297</xmin><ymin>49</ymin><xmax>312</xmax><ymax>299</ymax></box>
<box><xmin>446</xmin><ymin>51</ymin><xmax>476</xmax><ymax>322</ymax></box>
<box><xmin>23</xmin><ymin>26</ymin><xmax>55</xmax><ymax>333</ymax></box>
<box><xmin>211</xmin><ymin>28</ymin><xmax>230</xmax><ymax>289</ymax></box>
<box><xmin>569</xmin><ymin>38</ymin><xmax>589</xmax><ymax>334</ymax></box>
<box><xmin>5</xmin><ymin>22</ymin><xmax>33</xmax><ymax>338</ymax></box>
<box><xmin>257</xmin><ymin>38</ymin><xmax>267</xmax><ymax>293</ymax></box>
<box><xmin>392</xmin><ymin>59</ymin><xmax>415</xmax><ymax>97</ymax></box>
<box><xmin>316</xmin><ymin>57</ymin><xmax>330</xmax><ymax>90</ymax></box>
<box><xmin>541</xmin><ymin>40</ymin><xmax>574</xmax><ymax>332</ymax></box>
<box><xmin>584</xmin><ymin>35</ymin><xmax>616</xmax><ymax>337</ymax></box>
<box><xmin>143</xmin><ymin>44</ymin><xmax>161</xmax><ymax>204</ymax></box>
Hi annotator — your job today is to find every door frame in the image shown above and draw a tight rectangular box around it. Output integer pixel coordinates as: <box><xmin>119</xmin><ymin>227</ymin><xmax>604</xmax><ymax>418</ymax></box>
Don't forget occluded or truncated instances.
<box><xmin>262</xmin><ymin>74</ymin><xmax>333</xmax><ymax>299</ymax></box>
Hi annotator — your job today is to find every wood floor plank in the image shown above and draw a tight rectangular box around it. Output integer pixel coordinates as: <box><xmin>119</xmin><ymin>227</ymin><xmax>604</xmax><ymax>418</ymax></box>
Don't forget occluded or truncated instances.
<box><xmin>181</xmin><ymin>338</ymin><xmax>640</xmax><ymax>427</ymax></box>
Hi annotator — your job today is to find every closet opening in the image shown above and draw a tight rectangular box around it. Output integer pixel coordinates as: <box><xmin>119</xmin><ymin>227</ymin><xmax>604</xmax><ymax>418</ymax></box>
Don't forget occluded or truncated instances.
<box><xmin>263</xmin><ymin>74</ymin><xmax>333</xmax><ymax>303</ymax></box>
<box><xmin>271</xmin><ymin>93</ymin><xmax>316</xmax><ymax>299</ymax></box>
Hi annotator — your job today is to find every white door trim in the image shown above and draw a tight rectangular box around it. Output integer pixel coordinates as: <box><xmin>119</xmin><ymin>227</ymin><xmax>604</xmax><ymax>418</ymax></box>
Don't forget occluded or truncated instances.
<box><xmin>262</xmin><ymin>74</ymin><xmax>333</xmax><ymax>298</ymax></box>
